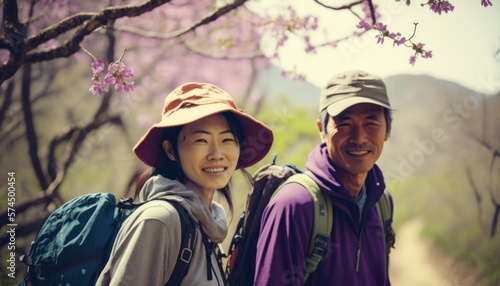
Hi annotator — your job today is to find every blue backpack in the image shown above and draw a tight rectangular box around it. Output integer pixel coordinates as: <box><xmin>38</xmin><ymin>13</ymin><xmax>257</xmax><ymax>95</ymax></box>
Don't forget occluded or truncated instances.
<box><xmin>18</xmin><ymin>193</ymin><xmax>196</xmax><ymax>286</ymax></box>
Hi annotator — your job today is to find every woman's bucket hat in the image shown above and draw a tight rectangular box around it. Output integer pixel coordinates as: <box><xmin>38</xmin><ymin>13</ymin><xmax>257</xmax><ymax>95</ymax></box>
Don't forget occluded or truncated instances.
<box><xmin>133</xmin><ymin>82</ymin><xmax>273</xmax><ymax>169</ymax></box>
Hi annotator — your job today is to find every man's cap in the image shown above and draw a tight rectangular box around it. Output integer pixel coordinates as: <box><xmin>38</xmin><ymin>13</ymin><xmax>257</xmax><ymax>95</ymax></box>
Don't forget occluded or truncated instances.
<box><xmin>133</xmin><ymin>82</ymin><xmax>273</xmax><ymax>169</ymax></box>
<box><xmin>319</xmin><ymin>70</ymin><xmax>392</xmax><ymax>116</ymax></box>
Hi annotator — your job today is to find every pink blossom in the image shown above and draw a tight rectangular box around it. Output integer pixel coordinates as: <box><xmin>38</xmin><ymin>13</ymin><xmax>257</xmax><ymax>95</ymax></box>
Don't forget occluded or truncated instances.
<box><xmin>394</xmin><ymin>0</ymin><xmax>411</xmax><ymax>5</ymax></box>
<box><xmin>90</xmin><ymin>79</ymin><xmax>110</xmax><ymax>96</ymax></box>
<box><xmin>428</xmin><ymin>0</ymin><xmax>455</xmax><ymax>14</ymax></box>
<box><xmin>103</xmin><ymin>73</ymin><xmax>116</xmax><ymax>85</ymax></box>
<box><xmin>356</xmin><ymin>20</ymin><xmax>371</xmax><ymax>31</ymax></box>
<box><xmin>409</xmin><ymin>55</ymin><xmax>417</xmax><ymax>66</ymax></box>
<box><xmin>88</xmin><ymin>58</ymin><xmax>135</xmax><ymax>96</ymax></box>
<box><xmin>376</xmin><ymin>34</ymin><xmax>385</xmax><ymax>44</ymax></box>
<box><xmin>393</xmin><ymin>37</ymin><xmax>406</xmax><ymax>46</ymax></box>
<box><xmin>108</xmin><ymin>61</ymin><xmax>134</xmax><ymax>79</ymax></box>
<box><xmin>388</xmin><ymin>32</ymin><xmax>401</xmax><ymax>40</ymax></box>
<box><xmin>481</xmin><ymin>0</ymin><xmax>492</xmax><ymax>7</ymax></box>
<box><xmin>422</xmin><ymin>50</ymin><xmax>433</xmax><ymax>58</ymax></box>
<box><xmin>373</xmin><ymin>22</ymin><xmax>387</xmax><ymax>32</ymax></box>
<box><xmin>304</xmin><ymin>36</ymin><xmax>315</xmax><ymax>53</ymax></box>
<box><xmin>91</xmin><ymin>59</ymin><xmax>105</xmax><ymax>76</ymax></box>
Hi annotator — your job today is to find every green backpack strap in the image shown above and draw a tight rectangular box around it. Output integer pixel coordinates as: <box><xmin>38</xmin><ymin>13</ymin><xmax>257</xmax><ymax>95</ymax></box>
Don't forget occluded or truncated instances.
<box><xmin>375</xmin><ymin>190</ymin><xmax>395</xmax><ymax>266</ymax></box>
<box><xmin>284</xmin><ymin>173</ymin><xmax>333</xmax><ymax>283</ymax></box>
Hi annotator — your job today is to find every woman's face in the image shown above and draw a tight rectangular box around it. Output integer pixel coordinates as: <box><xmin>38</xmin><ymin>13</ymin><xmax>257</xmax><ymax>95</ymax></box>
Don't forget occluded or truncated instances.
<box><xmin>165</xmin><ymin>113</ymin><xmax>240</xmax><ymax>195</ymax></box>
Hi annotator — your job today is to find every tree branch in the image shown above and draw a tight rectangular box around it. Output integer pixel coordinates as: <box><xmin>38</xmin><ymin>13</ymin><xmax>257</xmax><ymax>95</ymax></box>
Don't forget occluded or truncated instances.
<box><xmin>313</xmin><ymin>0</ymin><xmax>366</xmax><ymax>10</ymax></box>
<box><xmin>1</xmin><ymin>0</ymin><xmax>249</xmax><ymax>85</ymax></box>
<box><xmin>182</xmin><ymin>40</ymin><xmax>263</xmax><ymax>60</ymax></box>
<box><xmin>0</xmin><ymin>0</ymin><xmax>176</xmax><ymax>84</ymax></box>
<box><xmin>0</xmin><ymin>80</ymin><xmax>14</xmax><ymax>130</ymax></box>
<box><xmin>465</xmin><ymin>163</ymin><xmax>484</xmax><ymax>230</ymax></box>
<box><xmin>21</xmin><ymin>63</ymin><xmax>49</xmax><ymax>190</ymax></box>
<box><xmin>24</xmin><ymin>13</ymin><xmax>97</xmax><ymax>51</ymax></box>
<box><xmin>313</xmin><ymin>0</ymin><xmax>366</xmax><ymax>20</ymax></box>
<box><xmin>114</xmin><ymin>0</ymin><xmax>248</xmax><ymax>41</ymax></box>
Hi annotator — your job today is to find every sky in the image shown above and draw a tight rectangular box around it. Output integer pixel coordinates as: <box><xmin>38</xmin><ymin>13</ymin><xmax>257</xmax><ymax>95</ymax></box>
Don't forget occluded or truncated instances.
<box><xmin>252</xmin><ymin>0</ymin><xmax>500</xmax><ymax>95</ymax></box>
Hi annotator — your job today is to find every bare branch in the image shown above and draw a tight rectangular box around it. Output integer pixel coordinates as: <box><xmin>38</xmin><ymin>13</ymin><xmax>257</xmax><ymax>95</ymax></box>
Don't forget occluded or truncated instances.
<box><xmin>465</xmin><ymin>163</ymin><xmax>485</xmax><ymax>229</ymax></box>
<box><xmin>315</xmin><ymin>29</ymin><xmax>371</xmax><ymax>48</ymax></box>
<box><xmin>24</xmin><ymin>0</ymin><xmax>248</xmax><ymax>64</ymax></box>
<box><xmin>1</xmin><ymin>0</ymin><xmax>177</xmax><ymax>84</ymax></box>
<box><xmin>183</xmin><ymin>40</ymin><xmax>263</xmax><ymax>60</ymax></box>
<box><xmin>313</xmin><ymin>0</ymin><xmax>366</xmax><ymax>20</ymax></box>
<box><xmin>21</xmin><ymin>63</ymin><xmax>49</xmax><ymax>190</ymax></box>
<box><xmin>0</xmin><ymin>80</ymin><xmax>14</xmax><ymax>130</ymax></box>
<box><xmin>313</xmin><ymin>0</ymin><xmax>366</xmax><ymax>10</ymax></box>
<box><xmin>1</xmin><ymin>0</ymin><xmax>249</xmax><ymax>85</ymax></box>
<box><xmin>490</xmin><ymin>206</ymin><xmax>499</xmax><ymax>238</ymax></box>
<box><xmin>25</xmin><ymin>13</ymin><xmax>97</xmax><ymax>51</ymax></box>
<box><xmin>115</xmin><ymin>0</ymin><xmax>248</xmax><ymax>41</ymax></box>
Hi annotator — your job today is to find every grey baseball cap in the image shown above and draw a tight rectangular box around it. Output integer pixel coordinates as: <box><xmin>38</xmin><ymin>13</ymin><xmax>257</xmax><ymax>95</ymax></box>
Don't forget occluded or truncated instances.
<box><xmin>319</xmin><ymin>70</ymin><xmax>392</xmax><ymax>116</ymax></box>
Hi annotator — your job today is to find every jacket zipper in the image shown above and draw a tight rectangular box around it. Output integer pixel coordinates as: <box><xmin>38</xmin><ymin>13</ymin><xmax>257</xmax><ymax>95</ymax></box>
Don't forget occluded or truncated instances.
<box><xmin>356</xmin><ymin>225</ymin><xmax>365</xmax><ymax>272</ymax></box>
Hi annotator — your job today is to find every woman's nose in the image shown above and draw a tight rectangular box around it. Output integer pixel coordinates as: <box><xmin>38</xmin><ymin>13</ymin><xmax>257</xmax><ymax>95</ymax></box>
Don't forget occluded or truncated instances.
<box><xmin>207</xmin><ymin>143</ymin><xmax>224</xmax><ymax>160</ymax></box>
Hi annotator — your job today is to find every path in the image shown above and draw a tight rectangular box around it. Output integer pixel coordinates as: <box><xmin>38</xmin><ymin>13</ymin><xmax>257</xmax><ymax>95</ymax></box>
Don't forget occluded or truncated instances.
<box><xmin>390</xmin><ymin>218</ymin><xmax>445</xmax><ymax>286</ymax></box>
<box><xmin>389</xmin><ymin>218</ymin><xmax>497</xmax><ymax>286</ymax></box>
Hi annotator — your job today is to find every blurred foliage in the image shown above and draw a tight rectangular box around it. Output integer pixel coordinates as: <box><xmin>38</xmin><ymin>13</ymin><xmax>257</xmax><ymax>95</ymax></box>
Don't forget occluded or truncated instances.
<box><xmin>252</xmin><ymin>94</ymin><xmax>318</xmax><ymax>169</ymax></box>
<box><xmin>389</xmin><ymin>164</ymin><xmax>500</xmax><ymax>283</ymax></box>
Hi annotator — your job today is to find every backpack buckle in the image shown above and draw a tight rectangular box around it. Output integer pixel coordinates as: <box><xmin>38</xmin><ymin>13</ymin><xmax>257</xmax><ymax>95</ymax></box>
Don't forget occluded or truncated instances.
<box><xmin>312</xmin><ymin>235</ymin><xmax>328</xmax><ymax>256</ymax></box>
<box><xmin>180</xmin><ymin>248</ymin><xmax>193</xmax><ymax>263</ymax></box>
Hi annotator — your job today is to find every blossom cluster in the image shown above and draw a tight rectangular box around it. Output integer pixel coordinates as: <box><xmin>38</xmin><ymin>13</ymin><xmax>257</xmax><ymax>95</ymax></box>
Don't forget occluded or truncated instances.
<box><xmin>420</xmin><ymin>0</ymin><xmax>455</xmax><ymax>14</ymax></box>
<box><xmin>481</xmin><ymin>0</ymin><xmax>493</xmax><ymax>7</ymax></box>
<box><xmin>400</xmin><ymin>0</ymin><xmax>492</xmax><ymax>9</ymax></box>
<box><xmin>89</xmin><ymin>58</ymin><xmax>134</xmax><ymax>96</ymax></box>
<box><xmin>266</xmin><ymin>6</ymin><xmax>319</xmax><ymax>58</ymax></box>
<box><xmin>357</xmin><ymin>21</ymin><xmax>432</xmax><ymax>66</ymax></box>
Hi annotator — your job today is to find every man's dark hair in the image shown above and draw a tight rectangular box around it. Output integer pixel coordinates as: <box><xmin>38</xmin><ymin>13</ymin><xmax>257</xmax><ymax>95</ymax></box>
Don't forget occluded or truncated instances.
<box><xmin>319</xmin><ymin>108</ymin><xmax>393</xmax><ymax>136</ymax></box>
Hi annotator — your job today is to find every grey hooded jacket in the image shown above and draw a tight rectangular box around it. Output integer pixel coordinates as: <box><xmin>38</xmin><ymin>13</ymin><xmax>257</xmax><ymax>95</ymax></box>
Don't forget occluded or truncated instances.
<box><xmin>96</xmin><ymin>175</ymin><xmax>228</xmax><ymax>286</ymax></box>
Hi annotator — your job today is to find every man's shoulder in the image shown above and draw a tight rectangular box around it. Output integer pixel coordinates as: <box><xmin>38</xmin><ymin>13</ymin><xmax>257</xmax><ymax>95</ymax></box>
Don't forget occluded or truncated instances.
<box><xmin>271</xmin><ymin>180</ymin><xmax>316</xmax><ymax>207</ymax></box>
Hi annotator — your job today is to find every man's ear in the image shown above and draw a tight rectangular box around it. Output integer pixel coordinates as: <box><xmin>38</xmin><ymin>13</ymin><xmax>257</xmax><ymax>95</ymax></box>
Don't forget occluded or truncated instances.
<box><xmin>162</xmin><ymin>140</ymin><xmax>176</xmax><ymax>161</ymax></box>
<box><xmin>316</xmin><ymin>119</ymin><xmax>326</xmax><ymax>143</ymax></box>
<box><xmin>385</xmin><ymin>123</ymin><xmax>391</xmax><ymax>141</ymax></box>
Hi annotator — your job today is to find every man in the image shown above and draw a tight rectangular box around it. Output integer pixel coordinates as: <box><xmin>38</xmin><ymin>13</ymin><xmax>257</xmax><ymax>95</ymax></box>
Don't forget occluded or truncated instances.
<box><xmin>255</xmin><ymin>70</ymin><xmax>395</xmax><ymax>285</ymax></box>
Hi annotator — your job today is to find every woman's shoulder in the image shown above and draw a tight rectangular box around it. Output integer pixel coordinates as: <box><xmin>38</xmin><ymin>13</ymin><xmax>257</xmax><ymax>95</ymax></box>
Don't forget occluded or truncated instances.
<box><xmin>127</xmin><ymin>199</ymin><xmax>185</xmax><ymax>226</ymax></box>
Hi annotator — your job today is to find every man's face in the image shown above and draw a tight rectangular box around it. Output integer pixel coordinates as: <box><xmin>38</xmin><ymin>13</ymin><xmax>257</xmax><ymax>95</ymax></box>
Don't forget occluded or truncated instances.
<box><xmin>323</xmin><ymin>103</ymin><xmax>389</xmax><ymax>178</ymax></box>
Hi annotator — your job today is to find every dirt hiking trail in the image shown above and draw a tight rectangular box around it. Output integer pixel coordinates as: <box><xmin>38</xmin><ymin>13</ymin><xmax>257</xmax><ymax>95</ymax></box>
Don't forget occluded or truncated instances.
<box><xmin>389</xmin><ymin>218</ymin><xmax>498</xmax><ymax>286</ymax></box>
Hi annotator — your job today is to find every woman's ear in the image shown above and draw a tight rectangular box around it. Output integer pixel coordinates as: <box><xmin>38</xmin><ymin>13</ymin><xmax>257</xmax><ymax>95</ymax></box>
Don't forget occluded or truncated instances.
<box><xmin>162</xmin><ymin>140</ymin><xmax>176</xmax><ymax>161</ymax></box>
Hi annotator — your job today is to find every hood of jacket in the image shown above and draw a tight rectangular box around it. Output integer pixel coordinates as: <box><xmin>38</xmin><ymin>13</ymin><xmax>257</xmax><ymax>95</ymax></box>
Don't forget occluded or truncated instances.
<box><xmin>304</xmin><ymin>143</ymin><xmax>386</xmax><ymax>222</ymax></box>
<box><xmin>138</xmin><ymin>174</ymin><xmax>228</xmax><ymax>243</ymax></box>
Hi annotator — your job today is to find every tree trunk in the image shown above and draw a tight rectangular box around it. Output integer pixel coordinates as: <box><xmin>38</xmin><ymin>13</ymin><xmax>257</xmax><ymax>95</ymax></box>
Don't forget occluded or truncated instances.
<box><xmin>490</xmin><ymin>205</ymin><xmax>499</xmax><ymax>238</ymax></box>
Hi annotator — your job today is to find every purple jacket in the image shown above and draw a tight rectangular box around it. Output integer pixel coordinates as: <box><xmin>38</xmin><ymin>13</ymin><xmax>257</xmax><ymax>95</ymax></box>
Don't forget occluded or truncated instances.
<box><xmin>255</xmin><ymin>143</ymin><xmax>392</xmax><ymax>286</ymax></box>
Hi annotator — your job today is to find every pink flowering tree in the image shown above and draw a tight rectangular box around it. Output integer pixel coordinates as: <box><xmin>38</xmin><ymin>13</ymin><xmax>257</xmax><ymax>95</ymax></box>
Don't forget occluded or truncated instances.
<box><xmin>0</xmin><ymin>0</ymin><xmax>494</xmax><ymax>276</ymax></box>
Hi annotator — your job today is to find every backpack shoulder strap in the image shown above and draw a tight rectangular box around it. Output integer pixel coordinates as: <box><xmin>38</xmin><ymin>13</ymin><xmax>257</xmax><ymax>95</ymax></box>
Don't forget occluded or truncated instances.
<box><xmin>284</xmin><ymin>173</ymin><xmax>333</xmax><ymax>283</ymax></box>
<box><xmin>161</xmin><ymin>200</ymin><xmax>197</xmax><ymax>286</ymax></box>
<box><xmin>375</xmin><ymin>191</ymin><xmax>395</xmax><ymax>265</ymax></box>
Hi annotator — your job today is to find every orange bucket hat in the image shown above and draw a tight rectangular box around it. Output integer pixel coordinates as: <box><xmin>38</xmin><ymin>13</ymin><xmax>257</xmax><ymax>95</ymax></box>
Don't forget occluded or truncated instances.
<box><xmin>133</xmin><ymin>82</ymin><xmax>273</xmax><ymax>169</ymax></box>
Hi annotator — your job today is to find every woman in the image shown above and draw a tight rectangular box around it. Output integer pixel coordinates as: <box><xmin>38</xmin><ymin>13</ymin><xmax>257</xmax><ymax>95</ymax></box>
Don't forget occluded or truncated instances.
<box><xmin>96</xmin><ymin>82</ymin><xmax>273</xmax><ymax>285</ymax></box>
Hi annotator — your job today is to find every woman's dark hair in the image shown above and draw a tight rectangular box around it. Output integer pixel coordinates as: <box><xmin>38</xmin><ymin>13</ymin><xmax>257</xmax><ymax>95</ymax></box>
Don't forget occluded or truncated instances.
<box><xmin>134</xmin><ymin>111</ymin><xmax>249</xmax><ymax>215</ymax></box>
